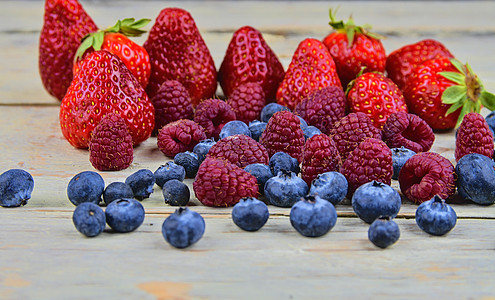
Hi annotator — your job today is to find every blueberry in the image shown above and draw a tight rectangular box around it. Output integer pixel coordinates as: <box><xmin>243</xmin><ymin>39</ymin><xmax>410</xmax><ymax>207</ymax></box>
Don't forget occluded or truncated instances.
<box><xmin>193</xmin><ymin>138</ymin><xmax>216</xmax><ymax>162</ymax></box>
<box><xmin>244</xmin><ymin>163</ymin><xmax>273</xmax><ymax>195</ymax></box>
<box><xmin>352</xmin><ymin>181</ymin><xmax>401</xmax><ymax>224</ymax></box>
<box><xmin>455</xmin><ymin>153</ymin><xmax>495</xmax><ymax>205</ymax></box>
<box><xmin>219</xmin><ymin>120</ymin><xmax>251</xmax><ymax>139</ymax></box>
<box><xmin>297</xmin><ymin>116</ymin><xmax>308</xmax><ymax>130</ymax></box>
<box><xmin>415</xmin><ymin>195</ymin><xmax>457</xmax><ymax>236</ymax></box>
<box><xmin>163</xmin><ymin>179</ymin><xmax>190</xmax><ymax>206</ymax></box>
<box><xmin>162</xmin><ymin>207</ymin><xmax>205</xmax><ymax>249</ymax></box>
<box><xmin>269</xmin><ymin>152</ymin><xmax>300</xmax><ymax>176</ymax></box>
<box><xmin>154</xmin><ymin>162</ymin><xmax>186</xmax><ymax>188</ymax></box>
<box><xmin>264</xmin><ymin>170</ymin><xmax>308</xmax><ymax>207</ymax></box>
<box><xmin>303</xmin><ymin>125</ymin><xmax>322</xmax><ymax>140</ymax></box>
<box><xmin>174</xmin><ymin>151</ymin><xmax>200</xmax><ymax>178</ymax></box>
<box><xmin>260</xmin><ymin>103</ymin><xmax>290</xmax><ymax>123</ymax></box>
<box><xmin>309</xmin><ymin>171</ymin><xmax>348</xmax><ymax>205</ymax></box>
<box><xmin>485</xmin><ymin>111</ymin><xmax>495</xmax><ymax>139</ymax></box>
<box><xmin>290</xmin><ymin>195</ymin><xmax>337</xmax><ymax>237</ymax></box>
<box><xmin>72</xmin><ymin>202</ymin><xmax>106</xmax><ymax>237</ymax></box>
<box><xmin>103</xmin><ymin>182</ymin><xmax>134</xmax><ymax>206</ymax></box>
<box><xmin>391</xmin><ymin>147</ymin><xmax>416</xmax><ymax>180</ymax></box>
<box><xmin>105</xmin><ymin>198</ymin><xmax>145</xmax><ymax>233</ymax></box>
<box><xmin>125</xmin><ymin>169</ymin><xmax>155</xmax><ymax>200</ymax></box>
<box><xmin>248</xmin><ymin>120</ymin><xmax>267</xmax><ymax>142</ymax></box>
<box><xmin>0</xmin><ymin>169</ymin><xmax>34</xmax><ymax>208</ymax></box>
<box><xmin>67</xmin><ymin>171</ymin><xmax>105</xmax><ymax>206</ymax></box>
<box><xmin>368</xmin><ymin>215</ymin><xmax>400</xmax><ymax>248</ymax></box>
<box><xmin>232</xmin><ymin>197</ymin><xmax>269</xmax><ymax>231</ymax></box>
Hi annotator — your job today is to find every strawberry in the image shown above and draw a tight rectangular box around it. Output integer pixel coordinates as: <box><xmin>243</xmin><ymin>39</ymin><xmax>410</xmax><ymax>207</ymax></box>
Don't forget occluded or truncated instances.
<box><xmin>73</xmin><ymin>18</ymin><xmax>151</xmax><ymax>88</ymax></box>
<box><xmin>276</xmin><ymin>38</ymin><xmax>341</xmax><ymax>110</ymax></box>
<box><xmin>322</xmin><ymin>9</ymin><xmax>386</xmax><ymax>87</ymax></box>
<box><xmin>143</xmin><ymin>8</ymin><xmax>217</xmax><ymax>106</ymax></box>
<box><xmin>347</xmin><ymin>72</ymin><xmax>408</xmax><ymax>129</ymax></box>
<box><xmin>39</xmin><ymin>0</ymin><xmax>98</xmax><ymax>101</ymax></box>
<box><xmin>403</xmin><ymin>57</ymin><xmax>495</xmax><ymax>130</ymax></box>
<box><xmin>219</xmin><ymin>26</ymin><xmax>285</xmax><ymax>101</ymax></box>
<box><xmin>59</xmin><ymin>50</ymin><xmax>155</xmax><ymax>149</ymax></box>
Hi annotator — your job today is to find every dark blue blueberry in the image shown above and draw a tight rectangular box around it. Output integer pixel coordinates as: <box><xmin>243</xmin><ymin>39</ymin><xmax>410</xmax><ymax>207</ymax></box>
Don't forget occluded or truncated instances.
<box><xmin>243</xmin><ymin>163</ymin><xmax>273</xmax><ymax>195</ymax></box>
<box><xmin>352</xmin><ymin>181</ymin><xmax>401</xmax><ymax>224</ymax></box>
<box><xmin>174</xmin><ymin>151</ymin><xmax>200</xmax><ymax>178</ymax></box>
<box><xmin>309</xmin><ymin>171</ymin><xmax>348</xmax><ymax>205</ymax></box>
<box><xmin>368</xmin><ymin>215</ymin><xmax>400</xmax><ymax>248</ymax></box>
<box><xmin>219</xmin><ymin>120</ymin><xmax>251</xmax><ymax>139</ymax></box>
<box><xmin>162</xmin><ymin>207</ymin><xmax>205</xmax><ymax>248</ymax></box>
<box><xmin>103</xmin><ymin>182</ymin><xmax>134</xmax><ymax>206</ymax></box>
<box><xmin>125</xmin><ymin>169</ymin><xmax>155</xmax><ymax>200</ymax></box>
<box><xmin>455</xmin><ymin>153</ymin><xmax>495</xmax><ymax>205</ymax></box>
<box><xmin>264</xmin><ymin>170</ymin><xmax>308</xmax><ymax>207</ymax></box>
<box><xmin>163</xmin><ymin>179</ymin><xmax>190</xmax><ymax>206</ymax></box>
<box><xmin>415</xmin><ymin>195</ymin><xmax>457</xmax><ymax>236</ymax></box>
<box><xmin>248</xmin><ymin>120</ymin><xmax>267</xmax><ymax>142</ymax></box>
<box><xmin>303</xmin><ymin>125</ymin><xmax>322</xmax><ymax>140</ymax></box>
<box><xmin>105</xmin><ymin>198</ymin><xmax>145</xmax><ymax>233</ymax></box>
<box><xmin>260</xmin><ymin>103</ymin><xmax>290</xmax><ymax>123</ymax></box>
<box><xmin>269</xmin><ymin>152</ymin><xmax>300</xmax><ymax>176</ymax></box>
<box><xmin>193</xmin><ymin>138</ymin><xmax>217</xmax><ymax>162</ymax></box>
<box><xmin>485</xmin><ymin>111</ymin><xmax>495</xmax><ymax>139</ymax></box>
<box><xmin>297</xmin><ymin>116</ymin><xmax>308</xmax><ymax>130</ymax></box>
<box><xmin>67</xmin><ymin>171</ymin><xmax>105</xmax><ymax>206</ymax></box>
<box><xmin>0</xmin><ymin>169</ymin><xmax>34</xmax><ymax>208</ymax></box>
<box><xmin>391</xmin><ymin>147</ymin><xmax>416</xmax><ymax>180</ymax></box>
<box><xmin>232</xmin><ymin>197</ymin><xmax>269</xmax><ymax>231</ymax></box>
<box><xmin>72</xmin><ymin>202</ymin><xmax>106</xmax><ymax>237</ymax></box>
<box><xmin>154</xmin><ymin>162</ymin><xmax>186</xmax><ymax>188</ymax></box>
<box><xmin>290</xmin><ymin>195</ymin><xmax>337</xmax><ymax>237</ymax></box>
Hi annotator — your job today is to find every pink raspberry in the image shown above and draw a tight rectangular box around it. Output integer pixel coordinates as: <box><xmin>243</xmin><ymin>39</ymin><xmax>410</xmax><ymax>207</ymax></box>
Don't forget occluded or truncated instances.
<box><xmin>157</xmin><ymin>119</ymin><xmax>207</xmax><ymax>158</ymax></box>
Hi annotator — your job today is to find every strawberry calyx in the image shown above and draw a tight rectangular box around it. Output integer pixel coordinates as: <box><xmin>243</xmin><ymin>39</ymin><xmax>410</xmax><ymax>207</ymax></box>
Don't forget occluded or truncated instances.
<box><xmin>440</xmin><ymin>58</ymin><xmax>495</xmax><ymax>127</ymax></box>
<box><xmin>328</xmin><ymin>8</ymin><xmax>384</xmax><ymax>48</ymax></box>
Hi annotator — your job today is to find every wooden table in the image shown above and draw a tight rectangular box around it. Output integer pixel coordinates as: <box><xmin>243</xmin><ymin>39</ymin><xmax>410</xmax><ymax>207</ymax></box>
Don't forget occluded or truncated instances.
<box><xmin>1</xmin><ymin>1</ymin><xmax>495</xmax><ymax>299</ymax></box>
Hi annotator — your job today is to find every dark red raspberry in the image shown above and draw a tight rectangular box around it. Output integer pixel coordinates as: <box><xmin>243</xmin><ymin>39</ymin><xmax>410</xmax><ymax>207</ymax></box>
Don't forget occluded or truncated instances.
<box><xmin>382</xmin><ymin>112</ymin><xmax>435</xmax><ymax>153</ymax></box>
<box><xmin>328</xmin><ymin>112</ymin><xmax>382</xmax><ymax>162</ymax></box>
<box><xmin>294</xmin><ymin>86</ymin><xmax>347</xmax><ymax>134</ymax></box>
<box><xmin>151</xmin><ymin>80</ymin><xmax>194</xmax><ymax>132</ymax></box>
<box><xmin>193</xmin><ymin>157</ymin><xmax>259</xmax><ymax>207</ymax></box>
<box><xmin>259</xmin><ymin>110</ymin><xmax>306</xmax><ymax>163</ymax></box>
<box><xmin>206</xmin><ymin>134</ymin><xmax>269</xmax><ymax>168</ymax></box>
<box><xmin>226</xmin><ymin>82</ymin><xmax>266</xmax><ymax>124</ymax></box>
<box><xmin>301</xmin><ymin>134</ymin><xmax>342</xmax><ymax>185</ymax></box>
<box><xmin>398</xmin><ymin>152</ymin><xmax>456</xmax><ymax>204</ymax></box>
<box><xmin>194</xmin><ymin>98</ymin><xmax>236</xmax><ymax>139</ymax></box>
<box><xmin>89</xmin><ymin>113</ymin><xmax>133</xmax><ymax>171</ymax></box>
<box><xmin>157</xmin><ymin>119</ymin><xmax>207</xmax><ymax>158</ymax></box>
<box><xmin>341</xmin><ymin>138</ymin><xmax>393</xmax><ymax>196</ymax></box>
<box><xmin>455</xmin><ymin>112</ymin><xmax>494</xmax><ymax>162</ymax></box>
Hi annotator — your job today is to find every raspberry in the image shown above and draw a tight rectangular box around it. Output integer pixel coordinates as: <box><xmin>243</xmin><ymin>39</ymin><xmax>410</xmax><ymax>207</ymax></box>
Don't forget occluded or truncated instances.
<box><xmin>226</xmin><ymin>82</ymin><xmax>266</xmax><ymax>124</ymax></box>
<box><xmin>398</xmin><ymin>152</ymin><xmax>455</xmax><ymax>204</ymax></box>
<box><xmin>193</xmin><ymin>157</ymin><xmax>258</xmax><ymax>207</ymax></box>
<box><xmin>151</xmin><ymin>80</ymin><xmax>194</xmax><ymax>132</ymax></box>
<box><xmin>89</xmin><ymin>113</ymin><xmax>133</xmax><ymax>171</ymax></box>
<box><xmin>382</xmin><ymin>112</ymin><xmax>435</xmax><ymax>153</ymax></box>
<box><xmin>341</xmin><ymin>138</ymin><xmax>393</xmax><ymax>196</ymax></box>
<box><xmin>294</xmin><ymin>86</ymin><xmax>347</xmax><ymax>134</ymax></box>
<box><xmin>194</xmin><ymin>98</ymin><xmax>236</xmax><ymax>139</ymax></box>
<box><xmin>301</xmin><ymin>134</ymin><xmax>342</xmax><ymax>185</ymax></box>
<box><xmin>157</xmin><ymin>119</ymin><xmax>207</xmax><ymax>158</ymax></box>
<box><xmin>455</xmin><ymin>112</ymin><xmax>494</xmax><ymax>162</ymax></box>
<box><xmin>328</xmin><ymin>112</ymin><xmax>382</xmax><ymax>162</ymax></box>
<box><xmin>259</xmin><ymin>110</ymin><xmax>306</xmax><ymax>163</ymax></box>
<box><xmin>206</xmin><ymin>134</ymin><xmax>269</xmax><ymax>168</ymax></box>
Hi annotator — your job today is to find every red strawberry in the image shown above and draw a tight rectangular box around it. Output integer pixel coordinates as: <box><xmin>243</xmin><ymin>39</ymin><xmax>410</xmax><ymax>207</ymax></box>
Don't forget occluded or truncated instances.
<box><xmin>219</xmin><ymin>26</ymin><xmax>285</xmax><ymax>101</ymax></box>
<box><xmin>226</xmin><ymin>82</ymin><xmax>266</xmax><ymax>124</ymax></box>
<box><xmin>386</xmin><ymin>39</ymin><xmax>454</xmax><ymax>90</ymax></box>
<box><xmin>74</xmin><ymin>18</ymin><xmax>151</xmax><ymax>88</ymax></box>
<box><xmin>322</xmin><ymin>9</ymin><xmax>386</xmax><ymax>87</ymax></box>
<box><xmin>276</xmin><ymin>38</ymin><xmax>341</xmax><ymax>110</ymax></box>
<box><xmin>39</xmin><ymin>0</ymin><xmax>98</xmax><ymax>101</ymax></box>
<box><xmin>403</xmin><ymin>57</ymin><xmax>495</xmax><ymax>130</ymax></box>
<box><xmin>455</xmin><ymin>112</ymin><xmax>494</xmax><ymax>162</ymax></box>
<box><xmin>347</xmin><ymin>72</ymin><xmax>408</xmax><ymax>129</ymax></box>
<box><xmin>59</xmin><ymin>50</ymin><xmax>155</xmax><ymax>149</ymax></box>
<box><xmin>144</xmin><ymin>8</ymin><xmax>217</xmax><ymax>106</ymax></box>
<box><xmin>206</xmin><ymin>134</ymin><xmax>269</xmax><ymax>168</ymax></box>
<box><xmin>301</xmin><ymin>134</ymin><xmax>342</xmax><ymax>185</ymax></box>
